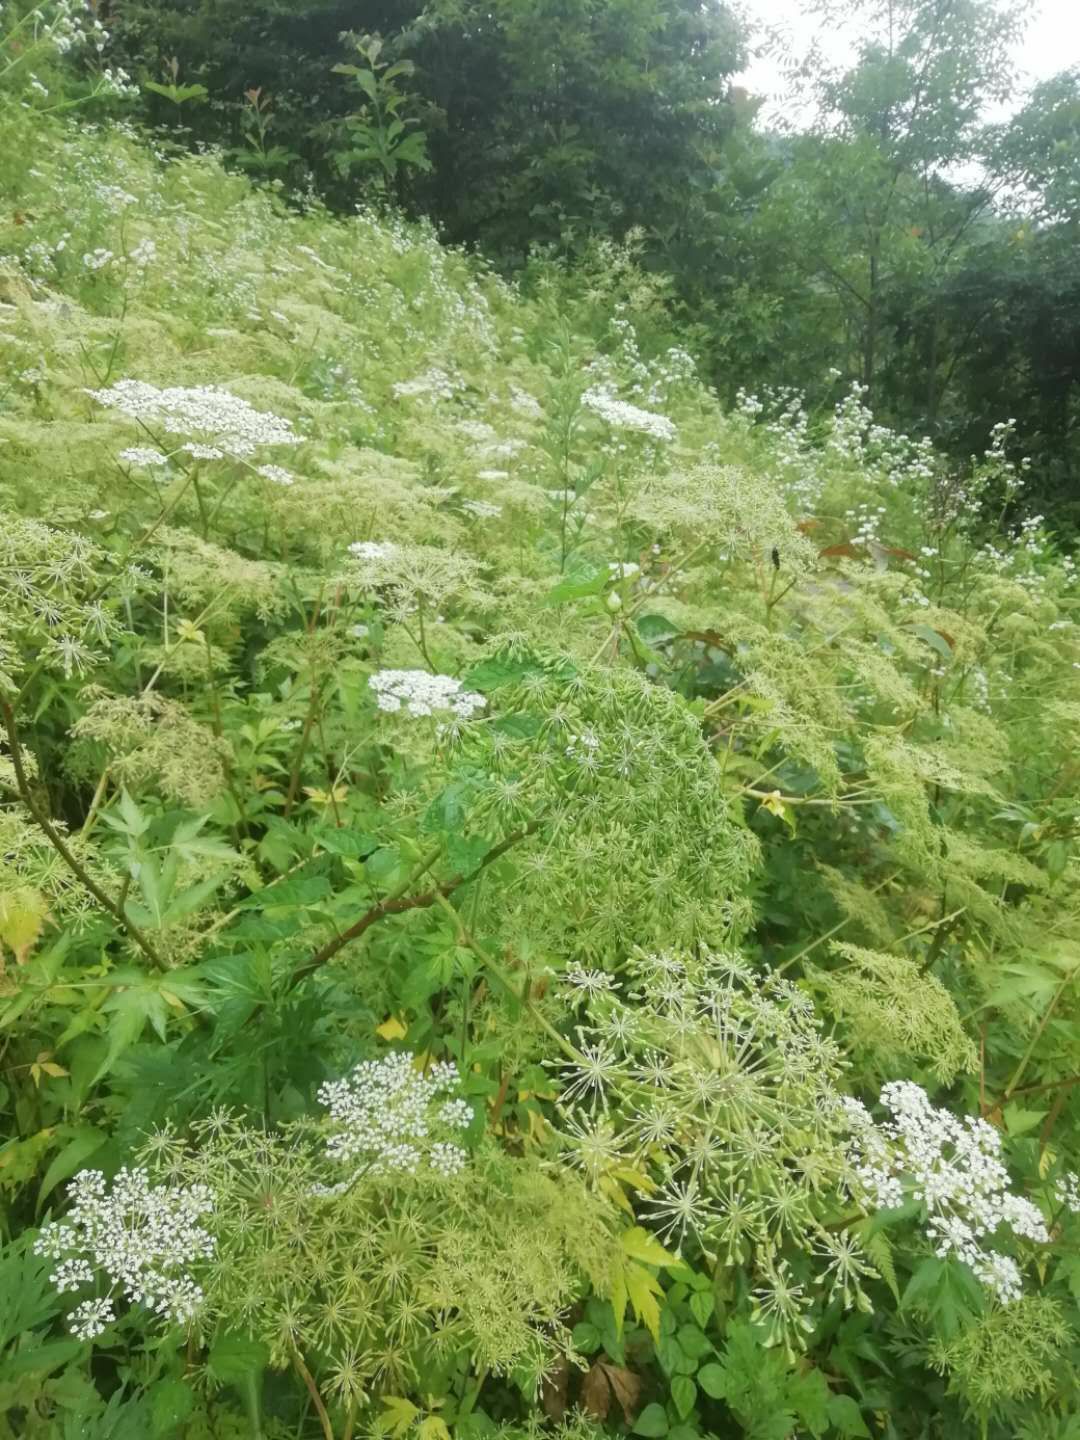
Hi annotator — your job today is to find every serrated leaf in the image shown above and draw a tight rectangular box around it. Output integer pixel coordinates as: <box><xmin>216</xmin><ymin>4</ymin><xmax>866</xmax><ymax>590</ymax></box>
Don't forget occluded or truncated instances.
<box><xmin>37</xmin><ymin>1126</ymin><xmax>106</xmax><ymax>1213</ymax></box>
<box><xmin>620</xmin><ymin>1225</ymin><xmax>678</xmax><ymax>1267</ymax></box>
<box><xmin>861</xmin><ymin>1227</ymin><xmax>900</xmax><ymax>1305</ymax></box>
<box><xmin>376</xmin><ymin>1396</ymin><xmax>420</xmax><ymax>1437</ymax></box>
<box><xmin>151</xmin><ymin>1378</ymin><xmax>194</xmax><ymax>1436</ymax></box>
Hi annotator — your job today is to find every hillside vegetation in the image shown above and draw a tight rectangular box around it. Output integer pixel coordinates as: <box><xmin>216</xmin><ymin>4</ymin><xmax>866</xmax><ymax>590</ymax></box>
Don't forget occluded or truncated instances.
<box><xmin>1</xmin><ymin>32</ymin><xmax>1080</xmax><ymax>1440</ymax></box>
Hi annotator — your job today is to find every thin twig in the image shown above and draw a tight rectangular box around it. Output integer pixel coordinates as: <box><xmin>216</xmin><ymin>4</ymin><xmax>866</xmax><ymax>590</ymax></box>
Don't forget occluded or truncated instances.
<box><xmin>0</xmin><ymin>700</ymin><xmax>163</xmax><ymax>969</ymax></box>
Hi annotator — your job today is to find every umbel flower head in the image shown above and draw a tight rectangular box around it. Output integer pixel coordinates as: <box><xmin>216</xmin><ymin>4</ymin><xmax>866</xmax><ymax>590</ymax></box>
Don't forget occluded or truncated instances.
<box><xmin>555</xmin><ymin>948</ymin><xmax>856</xmax><ymax>1270</ymax></box>
<box><xmin>34</xmin><ymin>1167</ymin><xmax>215</xmax><ymax>1340</ymax></box>
<box><xmin>317</xmin><ymin>1052</ymin><xmax>470</xmax><ymax>1183</ymax></box>
<box><xmin>582</xmin><ymin>385</ymin><xmax>676</xmax><ymax>443</ymax></box>
<box><xmin>369</xmin><ymin>669</ymin><xmax>486</xmax><ymax>721</ymax></box>
<box><xmin>87</xmin><ymin>379</ymin><xmax>300</xmax><ymax>458</ymax></box>
<box><xmin>842</xmin><ymin>1081</ymin><xmax>1050</xmax><ymax>1304</ymax></box>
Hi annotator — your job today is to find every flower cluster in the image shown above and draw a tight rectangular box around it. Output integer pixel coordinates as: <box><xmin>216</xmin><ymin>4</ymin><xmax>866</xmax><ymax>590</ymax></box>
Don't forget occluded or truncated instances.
<box><xmin>582</xmin><ymin>386</ymin><xmax>676</xmax><ymax>443</ymax></box>
<box><xmin>842</xmin><ymin>1082</ymin><xmax>1049</xmax><ymax>1303</ymax></box>
<box><xmin>1055</xmin><ymin>1171</ymin><xmax>1080</xmax><ymax>1214</ymax></box>
<box><xmin>462</xmin><ymin>498</ymin><xmax>503</xmax><ymax>520</ymax></box>
<box><xmin>24</xmin><ymin>0</ymin><xmax>107</xmax><ymax>58</ymax></box>
<box><xmin>317</xmin><ymin>1052</ymin><xmax>470</xmax><ymax>1179</ymax></box>
<box><xmin>554</xmin><ymin>948</ymin><xmax>855</xmax><ymax>1278</ymax></box>
<box><xmin>34</xmin><ymin>1167</ymin><xmax>215</xmax><ymax>1340</ymax></box>
<box><xmin>369</xmin><ymin>669</ymin><xmax>486</xmax><ymax>720</ymax></box>
<box><xmin>348</xmin><ymin>539</ymin><xmax>398</xmax><ymax>563</ymax></box>
<box><xmin>87</xmin><ymin>380</ymin><xmax>300</xmax><ymax>458</ymax></box>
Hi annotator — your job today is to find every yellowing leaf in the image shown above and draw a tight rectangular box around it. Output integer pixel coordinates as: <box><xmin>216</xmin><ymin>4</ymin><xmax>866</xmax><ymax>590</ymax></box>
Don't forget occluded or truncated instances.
<box><xmin>418</xmin><ymin>1418</ymin><xmax>450</xmax><ymax>1440</ymax></box>
<box><xmin>612</xmin><ymin>1166</ymin><xmax>657</xmax><ymax>1194</ymax></box>
<box><xmin>620</xmin><ymin>1225</ymin><xmax>678</xmax><ymax>1268</ymax></box>
<box><xmin>625</xmin><ymin>1260</ymin><xmax>664</xmax><ymax>1340</ymax></box>
<box><xmin>376</xmin><ymin>1015</ymin><xmax>408</xmax><ymax>1041</ymax></box>
<box><xmin>0</xmin><ymin>886</ymin><xmax>49</xmax><ymax>965</ymax></box>
<box><xmin>598</xmin><ymin>1174</ymin><xmax>636</xmax><ymax>1216</ymax></box>
<box><xmin>376</xmin><ymin>1397</ymin><xmax>420</xmax><ymax>1438</ymax></box>
<box><xmin>303</xmin><ymin>785</ymin><xmax>349</xmax><ymax>807</ymax></box>
<box><xmin>608</xmin><ymin>1243</ymin><xmax>670</xmax><ymax>1341</ymax></box>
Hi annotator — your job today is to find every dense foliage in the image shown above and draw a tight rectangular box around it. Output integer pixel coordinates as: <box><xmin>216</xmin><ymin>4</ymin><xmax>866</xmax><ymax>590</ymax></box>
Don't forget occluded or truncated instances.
<box><xmin>3</xmin><ymin>6</ymin><xmax>1080</xmax><ymax>1439</ymax></box>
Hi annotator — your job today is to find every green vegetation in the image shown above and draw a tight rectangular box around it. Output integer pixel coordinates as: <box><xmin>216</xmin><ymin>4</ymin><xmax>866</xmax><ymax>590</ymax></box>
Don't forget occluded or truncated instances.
<box><xmin>1</xmin><ymin>3</ymin><xmax>1080</xmax><ymax>1438</ymax></box>
<box><xmin>101</xmin><ymin>0</ymin><xmax>1080</xmax><ymax>519</ymax></box>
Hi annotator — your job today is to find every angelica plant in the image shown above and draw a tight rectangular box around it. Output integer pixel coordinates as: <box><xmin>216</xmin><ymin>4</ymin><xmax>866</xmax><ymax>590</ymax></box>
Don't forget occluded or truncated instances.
<box><xmin>552</xmin><ymin>946</ymin><xmax>880</xmax><ymax>1338</ymax></box>
<box><xmin>34</xmin><ymin>1167</ymin><xmax>214</xmax><ymax>1340</ymax></box>
<box><xmin>842</xmin><ymin>1082</ymin><xmax>1050</xmax><ymax>1304</ymax></box>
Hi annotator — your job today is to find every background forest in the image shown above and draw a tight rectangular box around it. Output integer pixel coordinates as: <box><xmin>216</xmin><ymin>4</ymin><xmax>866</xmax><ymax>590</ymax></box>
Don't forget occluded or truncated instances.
<box><xmin>100</xmin><ymin>0</ymin><xmax>1080</xmax><ymax>523</ymax></box>
<box><xmin>1</xmin><ymin>3</ymin><xmax>1080</xmax><ymax>1440</ymax></box>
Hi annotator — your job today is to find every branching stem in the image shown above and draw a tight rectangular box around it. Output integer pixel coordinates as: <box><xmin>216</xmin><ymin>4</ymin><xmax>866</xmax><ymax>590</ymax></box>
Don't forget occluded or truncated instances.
<box><xmin>0</xmin><ymin>700</ymin><xmax>164</xmax><ymax>969</ymax></box>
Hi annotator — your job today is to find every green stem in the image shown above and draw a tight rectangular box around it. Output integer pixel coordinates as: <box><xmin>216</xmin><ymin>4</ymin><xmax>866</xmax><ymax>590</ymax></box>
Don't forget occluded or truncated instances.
<box><xmin>291</xmin><ymin>1347</ymin><xmax>334</xmax><ymax>1440</ymax></box>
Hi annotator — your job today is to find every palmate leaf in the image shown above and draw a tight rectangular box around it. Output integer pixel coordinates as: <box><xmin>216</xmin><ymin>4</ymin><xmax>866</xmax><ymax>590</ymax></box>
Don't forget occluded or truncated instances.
<box><xmin>609</xmin><ymin>1228</ymin><xmax>680</xmax><ymax>1340</ymax></box>
<box><xmin>93</xmin><ymin>969</ymin><xmax>205</xmax><ymax>1082</ymax></box>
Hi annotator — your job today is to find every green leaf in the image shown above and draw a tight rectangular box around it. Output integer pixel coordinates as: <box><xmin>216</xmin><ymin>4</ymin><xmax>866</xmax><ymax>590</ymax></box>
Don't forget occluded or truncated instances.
<box><xmin>908</xmin><ymin>623</ymin><xmax>954</xmax><ymax>661</ymax></box>
<box><xmin>544</xmin><ymin>571</ymin><xmax>607</xmax><ymax>605</ymax></box>
<box><xmin>676</xmin><ymin>1323</ymin><xmax>711</xmax><ymax>1360</ymax></box>
<box><xmin>636</xmin><ymin>613</ymin><xmax>681</xmax><ymax>645</ymax></box>
<box><xmin>151</xmin><ymin>1379</ymin><xmax>194</xmax><ymax>1436</ymax></box>
<box><xmin>463</xmin><ymin>655</ymin><xmax>544</xmax><ymax>691</ymax></box>
<box><xmin>37</xmin><ymin>1126</ymin><xmax>107</xmax><ymax>1213</ymax></box>
<box><xmin>826</xmin><ymin>1394</ymin><xmax>870</xmax><ymax>1438</ymax></box>
<box><xmin>788</xmin><ymin>1368</ymin><xmax>829</xmax><ymax>1437</ymax></box>
<box><xmin>688</xmin><ymin>1289</ymin><xmax>714</xmax><ymax>1328</ymax></box>
<box><xmin>671</xmin><ymin>1375</ymin><xmax>696</xmax><ymax>1420</ymax></box>
<box><xmin>143</xmin><ymin>80</ymin><xmax>207</xmax><ymax>104</ymax></box>
<box><xmin>1</xmin><ymin>1339</ymin><xmax>82</xmax><ymax>1377</ymax></box>
<box><xmin>206</xmin><ymin>1332</ymin><xmax>270</xmax><ymax>1384</ymax></box>
<box><xmin>632</xmin><ymin>1403</ymin><xmax>669</xmax><ymax>1437</ymax></box>
<box><xmin>900</xmin><ymin>1257</ymin><xmax>983</xmax><ymax>1338</ymax></box>
<box><xmin>696</xmin><ymin>1362</ymin><xmax>728</xmax><ymax>1400</ymax></box>
<box><xmin>572</xmin><ymin>1321</ymin><xmax>601</xmax><ymax>1354</ymax></box>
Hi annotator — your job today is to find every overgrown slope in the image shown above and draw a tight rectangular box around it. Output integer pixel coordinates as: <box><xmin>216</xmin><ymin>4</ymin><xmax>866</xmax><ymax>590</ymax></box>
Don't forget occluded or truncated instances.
<box><xmin>1</xmin><ymin>97</ymin><xmax>1080</xmax><ymax>1440</ymax></box>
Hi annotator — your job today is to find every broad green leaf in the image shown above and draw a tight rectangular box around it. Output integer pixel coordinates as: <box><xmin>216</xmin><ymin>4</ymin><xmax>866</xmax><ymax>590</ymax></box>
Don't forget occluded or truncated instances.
<box><xmin>151</xmin><ymin>1379</ymin><xmax>194</xmax><ymax>1436</ymax></box>
<box><xmin>37</xmin><ymin>1126</ymin><xmax>107</xmax><ymax>1212</ymax></box>
<box><xmin>826</xmin><ymin>1394</ymin><xmax>871</xmax><ymax>1438</ymax></box>
<box><xmin>206</xmin><ymin>1332</ymin><xmax>270</xmax><ymax>1383</ymax></box>
<box><xmin>696</xmin><ymin>1362</ymin><xmax>728</xmax><ymax>1400</ymax></box>
<box><xmin>670</xmin><ymin>1375</ymin><xmax>696</xmax><ymax>1420</ymax></box>
<box><xmin>632</xmin><ymin>1402</ymin><xmax>668</xmax><ymax>1437</ymax></box>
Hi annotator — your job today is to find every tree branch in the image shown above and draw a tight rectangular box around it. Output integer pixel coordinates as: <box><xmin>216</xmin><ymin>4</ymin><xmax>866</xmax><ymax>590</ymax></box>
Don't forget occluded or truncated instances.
<box><xmin>288</xmin><ymin>819</ymin><xmax>542</xmax><ymax>989</ymax></box>
<box><xmin>0</xmin><ymin>698</ymin><xmax>164</xmax><ymax>969</ymax></box>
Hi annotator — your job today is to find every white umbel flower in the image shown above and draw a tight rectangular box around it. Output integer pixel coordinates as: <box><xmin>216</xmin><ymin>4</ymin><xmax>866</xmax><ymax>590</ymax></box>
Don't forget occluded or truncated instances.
<box><xmin>582</xmin><ymin>386</ymin><xmax>676</xmax><ymax>442</ymax></box>
<box><xmin>843</xmin><ymin>1081</ymin><xmax>1049</xmax><ymax>1304</ymax></box>
<box><xmin>34</xmin><ymin>1167</ymin><xmax>215</xmax><ymax>1339</ymax></box>
<box><xmin>369</xmin><ymin>669</ymin><xmax>486</xmax><ymax>720</ymax></box>
<box><xmin>317</xmin><ymin>1052</ymin><xmax>468</xmax><ymax>1179</ymax></box>
<box><xmin>88</xmin><ymin>380</ymin><xmax>300</xmax><ymax>458</ymax></box>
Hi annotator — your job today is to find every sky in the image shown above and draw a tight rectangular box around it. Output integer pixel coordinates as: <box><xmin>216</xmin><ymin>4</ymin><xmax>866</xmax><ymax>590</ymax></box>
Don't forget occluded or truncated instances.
<box><xmin>735</xmin><ymin>0</ymin><xmax>1080</xmax><ymax>123</ymax></box>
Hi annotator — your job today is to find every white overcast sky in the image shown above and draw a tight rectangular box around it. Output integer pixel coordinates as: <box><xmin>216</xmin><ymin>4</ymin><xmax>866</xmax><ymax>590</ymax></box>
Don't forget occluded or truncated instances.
<box><xmin>735</xmin><ymin>0</ymin><xmax>1080</xmax><ymax>122</ymax></box>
